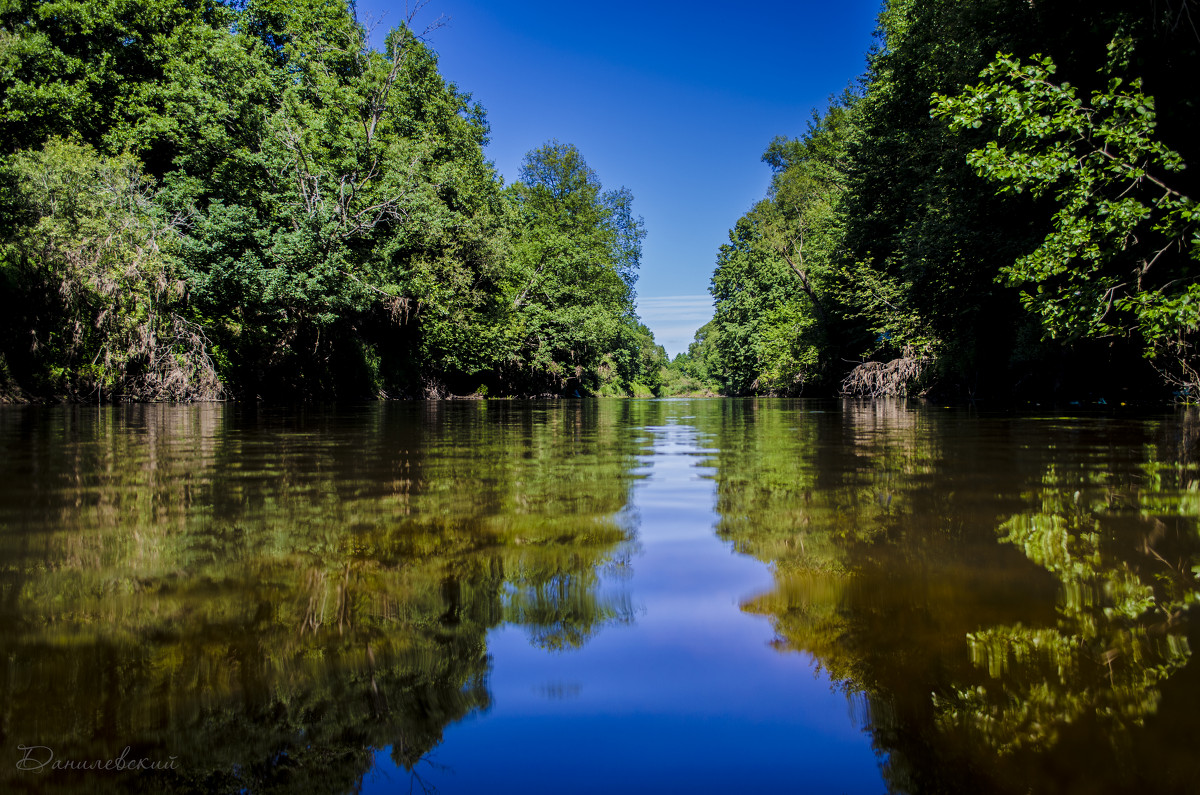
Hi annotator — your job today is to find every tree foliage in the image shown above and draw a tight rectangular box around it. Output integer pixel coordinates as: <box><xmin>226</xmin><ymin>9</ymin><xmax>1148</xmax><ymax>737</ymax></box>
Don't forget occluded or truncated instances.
<box><xmin>933</xmin><ymin>44</ymin><xmax>1200</xmax><ymax>392</ymax></box>
<box><xmin>0</xmin><ymin>0</ymin><xmax>658</xmax><ymax>401</ymax></box>
<box><xmin>702</xmin><ymin>0</ymin><xmax>1200</xmax><ymax>400</ymax></box>
<box><xmin>505</xmin><ymin>141</ymin><xmax>649</xmax><ymax>396</ymax></box>
<box><xmin>706</xmin><ymin>96</ymin><xmax>858</xmax><ymax>395</ymax></box>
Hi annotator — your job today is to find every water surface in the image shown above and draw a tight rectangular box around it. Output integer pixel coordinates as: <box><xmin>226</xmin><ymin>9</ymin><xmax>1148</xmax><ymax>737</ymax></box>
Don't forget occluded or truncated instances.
<box><xmin>1</xmin><ymin>399</ymin><xmax>1197</xmax><ymax>793</ymax></box>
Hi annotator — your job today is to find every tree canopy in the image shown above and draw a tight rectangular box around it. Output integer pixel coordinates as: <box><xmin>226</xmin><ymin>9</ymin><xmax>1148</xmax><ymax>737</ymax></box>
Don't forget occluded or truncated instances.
<box><xmin>698</xmin><ymin>0</ymin><xmax>1200</xmax><ymax>402</ymax></box>
<box><xmin>0</xmin><ymin>0</ymin><xmax>660</xmax><ymax>401</ymax></box>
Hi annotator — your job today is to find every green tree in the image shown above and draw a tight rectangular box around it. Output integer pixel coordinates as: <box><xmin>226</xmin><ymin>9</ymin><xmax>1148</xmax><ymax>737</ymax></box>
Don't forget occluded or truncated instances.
<box><xmin>506</xmin><ymin>140</ymin><xmax>648</xmax><ymax>395</ymax></box>
<box><xmin>0</xmin><ymin>1</ymin><xmax>663</xmax><ymax>401</ymax></box>
<box><xmin>933</xmin><ymin>43</ymin><xmax>1200</xmax><ymax>394</ymax></box>
<box><xmin>832</xmin><ymin>0</ymin><xmax>1044</xmax><ymax>396</ymax></box>
<box><xmin>0</xmin><ymin>0</ymin><xmax>231</xmax><ymax>162</ymax></box>
<box><xmin>1</xmin><ymin>139</ymin><xmax>220</xmax><ymax>399</ymax></box>
<box><xmin>706</xmin><ymin>97</ymin><xmax>859</xmax><ymax>395</ymax></box>
<box><xmin>167</xmin><ymin>2</ymin><xmax>513</xmax><ymax>397</ymax></box>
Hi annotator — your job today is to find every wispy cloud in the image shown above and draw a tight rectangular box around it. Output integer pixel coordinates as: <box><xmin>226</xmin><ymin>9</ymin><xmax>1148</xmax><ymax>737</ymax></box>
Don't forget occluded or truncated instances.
<box><xmin>636</xmin><ymin>295</ymin><xmax>714</xmax><ymax>357</ymax></box>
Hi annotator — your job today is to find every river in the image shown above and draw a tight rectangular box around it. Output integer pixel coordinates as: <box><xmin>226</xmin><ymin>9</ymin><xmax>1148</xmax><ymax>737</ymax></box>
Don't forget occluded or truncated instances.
<box><xmin>1</xmin><ymin>399</ymin><xmax>1197</xmax><ymax>793</ymax></box>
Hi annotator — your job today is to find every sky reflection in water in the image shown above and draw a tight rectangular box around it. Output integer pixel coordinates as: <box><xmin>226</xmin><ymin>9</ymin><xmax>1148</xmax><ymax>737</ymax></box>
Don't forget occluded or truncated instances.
<box><xmin>389</xmin><ymin>418</ymin><xmax>883</xmax><ymax>794</ymax></box>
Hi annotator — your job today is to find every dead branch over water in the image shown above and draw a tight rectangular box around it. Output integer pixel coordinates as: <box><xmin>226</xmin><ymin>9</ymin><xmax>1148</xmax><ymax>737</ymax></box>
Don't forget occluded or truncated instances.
<box><xmin>840</xmin><ymin>348</ymin><xmax>930</xmax><ymax>398</ymax></box>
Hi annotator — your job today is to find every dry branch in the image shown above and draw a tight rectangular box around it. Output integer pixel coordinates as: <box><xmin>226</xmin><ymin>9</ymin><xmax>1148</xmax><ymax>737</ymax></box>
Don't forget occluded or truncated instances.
<box><xmin>840</xmin><ymin>347</ymin><xmax>930</xmax><ymax>397</ymax></box>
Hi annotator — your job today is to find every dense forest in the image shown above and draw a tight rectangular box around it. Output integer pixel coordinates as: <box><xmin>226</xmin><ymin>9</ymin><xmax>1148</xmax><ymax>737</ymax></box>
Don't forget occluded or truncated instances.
<box><xmin>4</xmin><ymin>1</ymin><xmax>1198</xmax><ymax>403</ymax></box>
<box><xmin>673</xmin><ymin>0</ymin><xmax>1200</xmax><ymax>402</ymax></box>
<box><xmin>0</xmin><ymin>0</ymin><xmax>665</xmax><ymax>401</ymax></box>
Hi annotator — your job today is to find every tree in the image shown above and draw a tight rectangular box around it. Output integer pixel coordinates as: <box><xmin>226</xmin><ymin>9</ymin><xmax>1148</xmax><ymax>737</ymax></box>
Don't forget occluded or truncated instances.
<box><xmin>157</xmin><ymin>0</ymin><xmax>512</xmax><ymax>397</ymax></box>
<box><xmin>832</xmin><ymin>0</ymin><xmax>1043</xmax><ymax>395</ymax></box>
<box><xmin>1</xmin><ymin>139</ymin><xmax>221</xmax><ymax>399</ymax></box>
<box><xmin>706</xmin><ymin>97</ymin><xmax>860</xmax><ymax>395</ymax></box>
<box><xmin>0</xmin><ymin>0</ymin><xmax>229</xmax><ymax>163</ymax></box>
<box><xmin>0</xmin><ymin>1</ymin><xmax>662</xmax><ymax>400</ymax></box>
<box><xmin>506</xmin><ymin>140</ymin><xmax>648</xmax><ymax>394</ymax></box>
<box><xmin>933</xmin><ymin>42</ymin><xmax>1200</xmax><ymax>394</ymax></box>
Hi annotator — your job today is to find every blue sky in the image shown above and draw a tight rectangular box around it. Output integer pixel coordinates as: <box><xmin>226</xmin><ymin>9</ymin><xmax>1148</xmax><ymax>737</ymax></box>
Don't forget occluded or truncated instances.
<box><xmin>359</xmin><ymin>1</ymin><xmax>883</xmax><ymax>355</ymax></box>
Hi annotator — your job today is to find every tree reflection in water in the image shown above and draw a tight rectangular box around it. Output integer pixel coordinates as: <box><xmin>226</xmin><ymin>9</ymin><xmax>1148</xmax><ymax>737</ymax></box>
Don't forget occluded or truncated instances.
<box><xmin>939</xmin><ymin>426</ymin><xmax>1199</xmax><ymax>756</ymax></box>
<box><xmin>0</xmin><ymin>402</ymin><xmax>639</xmax><ymax>794</ymax></box>
<box><xmin>719</xmin><ymin>400</ymin><xmax>1200</xmax><ymax>794</ymax></box>
<box><xmin>4</xmin><ymin>400</ymin><xmax>1199</xmax><ymax>794</ymax></box>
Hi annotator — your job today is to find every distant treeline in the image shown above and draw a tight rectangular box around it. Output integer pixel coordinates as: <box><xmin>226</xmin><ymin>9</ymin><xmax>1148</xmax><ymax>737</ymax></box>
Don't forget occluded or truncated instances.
<box><xmin>0</xmin><ymin>0</ymin><xmax>665</xmax><ymax>401</ymax></box>
<box><xmin>674</xmin><ymin>0</ymin><xmax>1200</xmax><ymax>402</ymax></box>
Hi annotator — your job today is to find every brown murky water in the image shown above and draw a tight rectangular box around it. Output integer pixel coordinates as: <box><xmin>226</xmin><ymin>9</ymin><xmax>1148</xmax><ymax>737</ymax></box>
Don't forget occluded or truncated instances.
<box><xmin>1</xmin><ymin>399</ymin><xmax>1197</xmax><ymax>794</ymax></box>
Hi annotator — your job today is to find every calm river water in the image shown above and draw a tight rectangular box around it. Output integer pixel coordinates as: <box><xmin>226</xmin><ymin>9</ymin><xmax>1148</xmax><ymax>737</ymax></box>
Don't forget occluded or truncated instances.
<box><xmin>1</xmin><ymin>399</ymin><xmax>1198</xmax><ymax>794</ymax></box>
